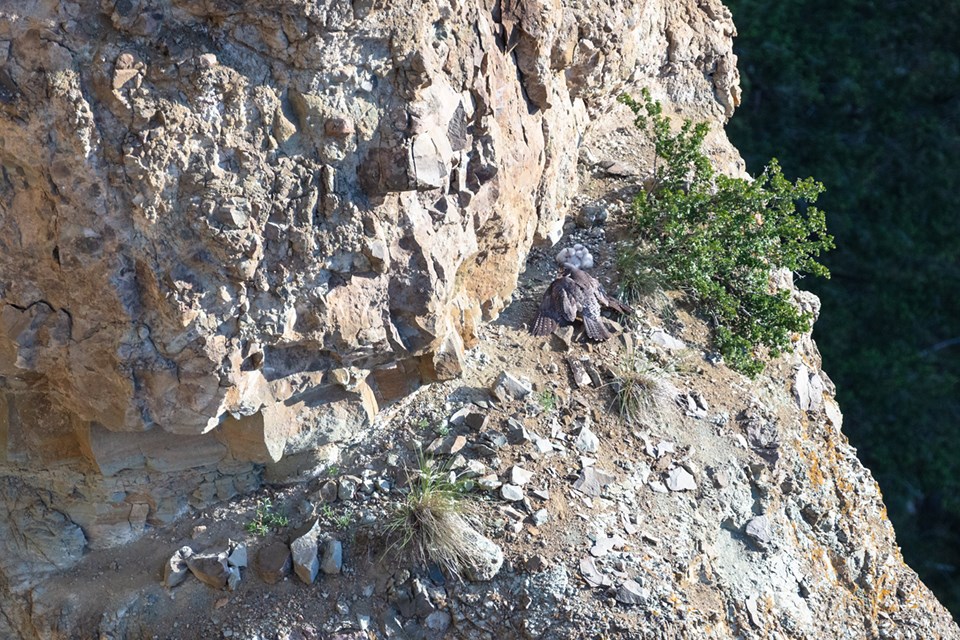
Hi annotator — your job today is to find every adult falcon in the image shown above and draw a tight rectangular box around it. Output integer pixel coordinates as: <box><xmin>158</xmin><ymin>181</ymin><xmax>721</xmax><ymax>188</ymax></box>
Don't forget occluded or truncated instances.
<box><xmin>531</xmin><ymin>266</ymin><xmax>633</xmax><ymax>341</ymax></box>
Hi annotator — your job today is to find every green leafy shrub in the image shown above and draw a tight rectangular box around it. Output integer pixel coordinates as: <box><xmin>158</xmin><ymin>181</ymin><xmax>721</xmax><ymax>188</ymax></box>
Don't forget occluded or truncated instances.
<box><xmin>617</xmin><ymin>90</ymin><xmax>834</xmax><ymax>375</ymax></box>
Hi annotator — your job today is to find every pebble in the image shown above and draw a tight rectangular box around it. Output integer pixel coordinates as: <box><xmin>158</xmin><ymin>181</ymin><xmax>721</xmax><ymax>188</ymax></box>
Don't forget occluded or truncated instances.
<box><xmin>492</xmin><ymin>371</ymin><xmax>533</xmax><ymax>401</ymax></box>
<box><xmin>321</xmin><ymin>539</ymin><xmax>343</xmax><ymax>575</ymax></box>
<box><xmin>745</xmin><ymin>515</ymin><xmax>773</xmax><ymax>548</ymax></box>
<box><xmin>615</xmin><ymin>579</ymin><xmax>649</xmax><ymax>605</ymax></box>
<box><xmin>510</xmin><ymin>466</ymin><xmax>534</xmax><ymax>485</ymax></box>
<box><xmin>574</xmin><ymin>427</ymin><xmax>600</xmax><ymax>453</ymax></box>
<box><xmin>501</xmin><ymin>484</ymin><xmax>524</xmax><ymax>501</ymax></box>
<box><xmin>665</xmin><ymin>467</ymin><xmax>697</xmax><ymax>492</ymax></box>
<box><xmin>573</xmin><ymin>467</ymin><xmax>615</xmax><ymax>498</ymax></box>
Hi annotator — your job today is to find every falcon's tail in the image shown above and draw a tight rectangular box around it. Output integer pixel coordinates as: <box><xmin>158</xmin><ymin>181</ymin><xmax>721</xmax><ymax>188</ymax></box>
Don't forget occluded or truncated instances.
<box><xmin>532</xmin><ymin>313</ymin><xmax>558</xmax><ymax>336</ymax></box>
<box><xmin>583</xmin><ymin>316</ymin><xmax>612</xmax><ymax>341</ymax></box>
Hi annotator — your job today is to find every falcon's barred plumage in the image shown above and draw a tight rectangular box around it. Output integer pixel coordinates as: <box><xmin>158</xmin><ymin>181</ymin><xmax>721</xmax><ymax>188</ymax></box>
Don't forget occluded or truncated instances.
<box><xmin>531</xmin><ymin>266</ymin><xmax>633</xmax><ymax>341</ymax></box>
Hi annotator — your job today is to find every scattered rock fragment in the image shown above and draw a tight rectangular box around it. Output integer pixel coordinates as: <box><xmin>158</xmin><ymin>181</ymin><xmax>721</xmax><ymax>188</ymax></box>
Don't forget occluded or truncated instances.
<box><xmin>510</xmin><ymin>466</ymin><xmax>534</xmax><ymax>486</ymax></box>
<box><xmin>650</xmin><ymin>329</ymin><xmax>686</xmax><ymax>351</ymax></box>
<box><xmin>574</xmin><ymin>426</ymin><xmax>600</xmax><ymax>453</ymax></box>
<box><xmin>491</xmin><ymin>371</ymin><xmax>533</xmax><ymax>402</ymax></box>
<box><xmin>463</xmin><ymin>412</ymin><xmax>488</xmax><ymax>431</ymax></box>
<box><xmin>573</xmin><ymin>467</ymin><xmax>615</xmax><ymax>498</ymax></box>
<box><xmin>427</xmin><ymin>434</ymin><xmax>467</xmax><ymax>455</ymax></box>
<box><xmin>163</xmin><ymin>546</ymin><xmax>193</xmax><ymax>588</ymax></box>
<box><xmin>745</xmin><ymin>593</ymin><xmax>763</xmax><ymax>627</ymax></box>
<box><xmin>257</xmin><ymin>541</ymin><xmax>291</xmax><ymax>584</ymax></box>
<box><xmin>319</xmin><ymin>480</ymin><xmax>339</xmax><ymax>504</ymax></box>
<box><xmin>590</xmin><ymin>532</ymin><xmax>626</xmax><ymax>557</ymax></box>
<box><xmin>665</xmin><ymin>467</ymin><xmax>697</xmax><ymax>492</ymax></box>
<box><xmin>615</xmin><ymin>579</ymin><xmax>649</xmax><ymax>605</ymax></box>
<box><xmin>424</xmin><ymin>610</ymin><xmax>451</xmax><ymax>632</ymax></box>
<box><xmin>552</xmin><ymin>325</ymin><xmax>575</xmax><ymax>351</ymax></box>
<box><xmin>566</xmin><ymin>357</ymin><xmax>592</xmax><ymax>388</ymax></box>
<box><xmin>289</xmin><ymin>518</ymin><xmax>322</xmax><ymax>584</ymax></box>
<box><xmin>525</xmin><ymin>554</ymin><xmax>549</xmax><ymax>571</ymax></box>
<box><xmin>338</xmin><ymin>476</ymin><xmax>358</xmax><ymax>501</ymax></box>
<box><xmin>579</xmin><ymin>556</ymin><xmax>612</xmax><ymax>588</ymax></box>
<box><xmin>534</xmin><ymin>437</ymin><xmax>554</xmax><ymax>454</ymax></box>
<box><xmin>745</xmin><ymin>515</ymin><xmax>773</xmax><ymax>549</ymax></box>
<box><xmin>460</xmin><ymin>526</ymin><xmax>504</xmax><ymax>582</ymax></box>
<box><xmin>321</xmin><ymin>539</ymin><xmax>343</xmax><ymax>575</ymax></box>
<box><xmin>531</xmin><ymin>488</ymin><xmax>550</xmax><ymax>501</ymax></box>
<box><xmin>583</xmin><ymin>361</ymin><xmax>603</xmax><ymax>387</ymax></box>
<box><xmin>598</xmin><ymin>159</ymin><xmax>638</xmax><ymax>177</ymax></box>
<box><xmin>531</xmin><ymin>509</ymin><xmax>550</xmax><ymax>526</ymax></box>
<box><xmin>501</xmin><ymin>484</ymin><xmax>524</xmax><ymax>502</ymax></box>
<box><xmin>187</xmin><ymin>551</ymin><xmax>233</xmax><ymax>590</ymax></box>
<box><xmin>478</xmin><ymin>474</ymin><xmax>502</xmax><ymax>491</ymax></box>
<box><xmin>227</xmin><ymin>541</ymin><xmax>247</xmax><ymax>569</ymax></box>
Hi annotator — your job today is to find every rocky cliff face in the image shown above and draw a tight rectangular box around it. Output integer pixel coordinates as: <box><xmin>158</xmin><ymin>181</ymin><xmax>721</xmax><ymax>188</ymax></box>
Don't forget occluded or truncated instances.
<box><xmin>1</xmin><ymin>1</ymin><xmax>955</xmax><ymax>639</ymax></box>
<box><xmin>0</xmin><ymin>0</ymin><xmax>737</xmax><ymax>579</ymax></box>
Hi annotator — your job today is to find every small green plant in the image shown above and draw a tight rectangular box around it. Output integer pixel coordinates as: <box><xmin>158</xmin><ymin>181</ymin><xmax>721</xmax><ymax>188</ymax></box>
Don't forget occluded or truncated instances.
<box><xmin>434</xmin><ymin>424</ymin><xmax>451</xmax><ymax>437</ymax></box>
<box><xmin>617</xmin><ymin>90</ymin><xmax>834</xmax><ymax>376</ymax></box>
<box><xmin>537</xmin><ymin>389</ymin><xmax>557</xmax><ymax>413</ymax></box>
<box><xmin>383</xmin><ymin>453</ymin><xmax>476</xmax><ymax>577</ymax></box>
<box><xmin>245</xmin><ymin>497</ymin><xmax>289</xmax><ymax>536</ymax></box>
<box><xmin>417</xmin><ymin>417</ymin><xmax>430</xmax><ymax>430</ymax></box>
<box><xmin>327</xmin><ymin>464</ymin><xmax>340</xmax><ymax>477</ymax></box>
<box><xmin>321</xmin><ymin>504</ymin><xmax>353</xmax><ymax>530</ymax></box>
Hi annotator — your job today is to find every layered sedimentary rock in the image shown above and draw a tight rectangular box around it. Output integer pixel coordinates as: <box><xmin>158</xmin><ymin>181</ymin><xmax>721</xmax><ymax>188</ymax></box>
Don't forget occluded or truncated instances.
<box><xmin>0</xmin><ymin>0</ymin><xmax>739</xmax><ymax>585</ymax></box>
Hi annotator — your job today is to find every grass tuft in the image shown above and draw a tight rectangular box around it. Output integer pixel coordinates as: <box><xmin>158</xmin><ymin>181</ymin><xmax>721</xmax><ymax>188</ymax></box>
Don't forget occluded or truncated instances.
<box><xmin>383</xmin><ymin>453</ymin><xmax>478</xmax><ymax>578</ymax></box>
<box><xmin>608</xmin><ymin>352</ymin><xmax>678</xmax><ymax>427</ymax></box>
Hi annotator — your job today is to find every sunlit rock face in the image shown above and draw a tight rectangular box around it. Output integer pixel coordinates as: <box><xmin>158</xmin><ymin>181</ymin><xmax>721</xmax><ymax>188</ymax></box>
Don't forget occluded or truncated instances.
<box><xmin>0</xmin><ymin>0</ymin><xmax>739</xmax><ymax>591</ymax></box>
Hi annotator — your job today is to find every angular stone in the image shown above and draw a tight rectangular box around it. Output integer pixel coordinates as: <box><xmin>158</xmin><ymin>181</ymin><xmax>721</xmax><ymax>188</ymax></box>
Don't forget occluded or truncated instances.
<box><xmin>574</xmin><ymin>427</ymin><xmax>599</xmax><ymax>453</ymax></box>
<box><xmin>320</xmin><ymin>538</ymin><xmax>343</xmax><ymax>575</ymax></box>
<box><xmin>424</xmin><ymin>610</ymin><xmax>451</xmax><ymax>631</ymax></box>
<box><xmin>186</xmin><ymin>551</ymin><xmax>231</xmax><ymax>590</ymax></box>
<box><xmin>615</xmin><ymin>579</ymin><xmax>649</xmax><ymax>605</ymax></box>
<box><xmin>509</xmin><ymin>466</ymin><xmax>534</xmax><ymax>486</ymax></box>
<box><xmin>256</xmin><ymin>542</ymin><xmax>291</xmax><ymax>585</ymax></box>
<box><xmin>573</xmin><ymin>467</ymin><xmax>615</xmax><ymax>498</ymax></box>
<box><xmin>650</xmin><ymin>330</ymin><xmax>686</xmax><ymax>351</ymax></box>
<box><xmin>463</xmin><ymin>412</ymin><xmax>488</xmax><ymax>431</ymax></box>
<box><xmin>579</xmin><ymin>556</ymin><xmax>612</xmax><ymax>588</ymax></box>
<box><xmin>491</xmin><ymin>372</ymin><xmax>533</xmax><ymax>402</ymax></box>
<box><xmin>460</xmin><ymin>525</ymin><xmax>503</xmax><ymax>582</ymax></box>
<box><xmin>319</xmin><ymin>480</ymin><xmax>339</xmax><ymax>503</ymax></box>
<box><xmin>163</xmin><ymin>546</ymin><xmax>193</xmax><ymax>588</ymax></box>
<box><xmin>227</xmin><ymin>541</ymin><xmax>247</xmax><ymax>569</ymax></box>
<box><xmin>338</xmin><ymin>477</ymin><xmax>358</xmax><ymax>501</ymax></box>
<box><xmin>426</xmin><ymin>434</ymin><xmax>467</xmax><ymax>456</ymax></box>
<box><xmin>665</xmin><ymin>467</ymin><xmax>697</xmax><ymax>492</ymax></box>
<box><xmin>289</xmin><ymin>518</ymin><xmax>322</xmax><ymax>584</ymax></box>
<box><xmin>566</xmin><ymin>358</ymin><xmax>591</xmax><ymax>388</ymax></box>
<box><xmin>501</xmin><ymin>484</ymin><xmax>524</xmax><ymax>501</ymax></box>
<box><xmin>745</xmin><ymin>515</ymin><xmax>773</xmax><ymax>547</ymax></box>
<box><xmin>478</xmin><ymin>474</ymin><xmax>502</xmax><ymax>491</ymax></box>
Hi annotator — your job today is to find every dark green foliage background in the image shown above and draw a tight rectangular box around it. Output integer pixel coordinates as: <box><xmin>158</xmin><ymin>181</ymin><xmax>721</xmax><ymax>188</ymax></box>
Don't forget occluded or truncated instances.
<box><xmin>724</xmin><ymin>0</ymin><xmax>960</xmax><ymax>613</ymax></box>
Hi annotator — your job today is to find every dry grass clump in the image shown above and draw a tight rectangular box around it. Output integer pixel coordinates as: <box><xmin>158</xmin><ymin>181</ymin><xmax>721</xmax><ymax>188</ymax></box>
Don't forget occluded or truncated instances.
<box><xmin>384</xmin><ymin>454</ymin><xmax>478</xmax><ymax>578</ymax></box>
<box><xmin>609</xmin><ymin>352</ymin><xmax>679</xmax><ymax>427</ymax></box>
